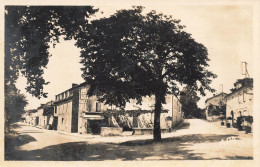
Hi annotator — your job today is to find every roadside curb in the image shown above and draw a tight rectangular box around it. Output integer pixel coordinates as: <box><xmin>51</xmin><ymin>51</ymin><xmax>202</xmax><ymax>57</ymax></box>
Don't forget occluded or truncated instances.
<box><xmin>20</xmin><ymin>121</ymin><xmax>185</xmax><ymax>141</ymax></box>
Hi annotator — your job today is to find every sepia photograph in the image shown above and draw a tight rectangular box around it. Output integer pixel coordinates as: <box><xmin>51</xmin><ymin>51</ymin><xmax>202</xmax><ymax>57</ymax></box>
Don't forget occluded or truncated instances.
<box><xmin>1</xmin><ymin>0</ymin><xmax>260</xmax><ymax>166</ymax></box>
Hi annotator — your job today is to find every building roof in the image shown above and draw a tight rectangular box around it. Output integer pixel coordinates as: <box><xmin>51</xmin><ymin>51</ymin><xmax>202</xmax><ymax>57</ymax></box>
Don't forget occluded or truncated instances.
<box><xmin>54</xmin><ymin>96</ymin><xmax>73</xmax><ymax>104</ymax></box>
<box><xmin>205</xmin><ymin>92</ymin><xmax>227</xmax><ymax>103</ymax></box>
<box><xmin>37</xmin><ymin>101</ymin><xmax>54</xmax><ymax>110</ymax></box>
<box><xmin>224</xmin><ymin>85</ymin><xmax>253</xmax><ymax>99</ymax></box>
<box><xmin>55</xmin><ymin>82</ymin><xmax>88</xmax><ymax>97</ymax></box>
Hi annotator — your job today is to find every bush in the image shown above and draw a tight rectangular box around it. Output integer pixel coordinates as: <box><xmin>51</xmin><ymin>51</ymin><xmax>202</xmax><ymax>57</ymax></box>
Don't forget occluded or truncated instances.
<box><xmin>245</xmin><ymin>126</ymin><xmax>251</xmax><ymax>133</ymax></box>
<box><xmin>244</xmin><ymin>116</ymin><xmax>253</xmax><ymax>124</ymax></box>
<box><xmin>226</xmin><ymin>123</ymin><xmax>231</xmax><ymax>128</ymax></box>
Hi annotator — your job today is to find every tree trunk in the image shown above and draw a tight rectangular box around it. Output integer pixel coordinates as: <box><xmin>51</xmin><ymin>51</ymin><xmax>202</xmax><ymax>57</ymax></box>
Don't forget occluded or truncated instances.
<box><xmin>153</xmin><ymin>93</ymin><xmax>162</xmax><ymax>141</ymax></box>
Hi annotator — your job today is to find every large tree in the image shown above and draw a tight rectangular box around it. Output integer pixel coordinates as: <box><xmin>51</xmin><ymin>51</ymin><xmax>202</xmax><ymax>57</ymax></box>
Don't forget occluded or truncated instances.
<box><xmin>5</xmin><ymin>6</ymin><xmax>97</xmax><ymax>97</ymax></box>
<box><xmin>76</xmin><ymin>6</ymin><xmax>216</xmax><ymax>141</ymax></box>
<box><xmin>5</xmin><ymin>6</ymin><xmax>97</xmax><ymax>131</ymax></box>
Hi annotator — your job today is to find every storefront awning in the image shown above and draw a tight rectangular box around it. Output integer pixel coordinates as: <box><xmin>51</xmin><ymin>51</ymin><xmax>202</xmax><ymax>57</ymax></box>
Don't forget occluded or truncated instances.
<box><xmin>81</xmin><ymin>114</ymin><xmax>104</xmax><ymax>120</ymax></box>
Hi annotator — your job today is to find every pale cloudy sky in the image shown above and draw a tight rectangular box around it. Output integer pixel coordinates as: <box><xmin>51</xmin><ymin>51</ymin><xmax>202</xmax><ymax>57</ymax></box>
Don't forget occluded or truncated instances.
<box><xmin>15</xmin><ymin>4</ymin><xmax>254</xmax><ymax>109</ymax></box>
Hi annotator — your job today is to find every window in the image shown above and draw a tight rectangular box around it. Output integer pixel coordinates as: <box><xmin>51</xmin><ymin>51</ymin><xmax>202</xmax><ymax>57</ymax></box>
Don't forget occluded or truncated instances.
<box><xmin>80</xmin><ymin>90</ymin><xmax>87</xmax><ymax>100</ymax></box>
<box><xmin>96</xmin><ymin>102</ymin><xmax>102</xmax><ymax>112</ymax></box>
<box><xmin>65</xmin><ymin>91</ymin><xmax>68</xmax><ymax>98</ymax></box>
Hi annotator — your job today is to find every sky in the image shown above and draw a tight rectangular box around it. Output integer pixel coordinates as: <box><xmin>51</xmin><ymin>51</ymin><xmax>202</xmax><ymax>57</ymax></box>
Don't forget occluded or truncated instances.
<box><xmin>15</xmin><ymin>4</ymin><xmax>254</xmax><ymax>109</ymax></box>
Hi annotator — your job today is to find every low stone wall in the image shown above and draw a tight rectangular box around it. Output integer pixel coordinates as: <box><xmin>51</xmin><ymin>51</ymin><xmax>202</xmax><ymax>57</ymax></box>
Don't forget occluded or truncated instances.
<box><xmin>100</xmin><ymin>127</ymin><xmax>123</xmax><ymax>137</ymax></box>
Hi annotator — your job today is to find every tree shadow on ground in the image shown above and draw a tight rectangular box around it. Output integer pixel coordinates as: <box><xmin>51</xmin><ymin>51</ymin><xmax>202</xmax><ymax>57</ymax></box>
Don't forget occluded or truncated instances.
<box><xmin>5</xmin><ymin>133</ymin><xmax>37</xmax><ymax>160</ymax></box>
<box><xmin>119</xmin><ymin>134</ymin><xmax>240</xmax><ymax>146</ymax></box>
<box><xmin>6</xmin><ymin>133</ymin><xmax>250</xmax><ymax>161</ymax></box>
<box><xmin>226</xmin><ymin>156</ymin><xmax>253</xmax><ymax>160</ymax></box>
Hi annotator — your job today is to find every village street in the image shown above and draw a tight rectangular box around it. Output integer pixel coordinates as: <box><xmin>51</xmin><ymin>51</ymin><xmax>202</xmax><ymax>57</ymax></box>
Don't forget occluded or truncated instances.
<box><xmin>5</xmin><ymin>119</ymin><xmax>253</xmax><ymax>160</ymax></box>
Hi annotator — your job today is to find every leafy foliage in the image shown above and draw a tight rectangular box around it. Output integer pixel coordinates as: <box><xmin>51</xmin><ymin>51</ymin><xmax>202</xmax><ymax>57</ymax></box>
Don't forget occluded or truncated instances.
<box><xmin>207</xmin><ymin>103</ymin><xmax>225</xmax><ymax>117</ymax></box>
<box><xmin>5</xmin><ymin>6</ymin><xmax>98</xmax><ymax>98</ymax></box>
<box><xmin>179</xmin><ymin>86</ymin><xmax>203</xmax><ymax>118</ymax></box>
<box><xmin>244</xmin><ymin>115</ymin><xmax>253</xmax><ymax>124</ymax></box>
<box><xmin>5</xmin><ymin>83</ymin><xmax>28</xmax><ymax>133</ymax></box>
<box><xmin>76</xmin><ymin>6</ymin><xmax>216</xmax><ymax>140</ymax></box>
<box><xmin>230</xmin><ymin>78</ymin><xmax>253</xmax><ymax>93</ymax></box>
<box><xmin>76</xmin><ymin>6</ymin><xmax>216</xmax><ymax>106</ymax></box>
<box><xmin>5</xmin><ymin>6</ymin><xmax>97</xmax><ymax>130</ymax></box>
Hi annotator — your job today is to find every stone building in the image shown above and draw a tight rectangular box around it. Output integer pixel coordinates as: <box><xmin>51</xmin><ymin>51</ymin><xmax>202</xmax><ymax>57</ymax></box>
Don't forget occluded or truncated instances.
<box><xmin>205</xmin><ymin>92</ymin><xmax>227</xmax><ymax>121</ymax></box>
<box><xmin>225</xmin><ymin>78</ymin><xmax>253</xmax><ymax>126</ymax></box>
<box><xmin>54</xmin><ymin>82</ymin><xmax>183</xmax><ymax>135</ymax></box>
<box><xmin>54</xmin><ymin>83</ymin><xmax>108</xmax><ymax>133</ymax></box>
<box><xmin>32</xmin><ymin>101</ymin><xmax>55</xmax><ymax>128</ymax></box>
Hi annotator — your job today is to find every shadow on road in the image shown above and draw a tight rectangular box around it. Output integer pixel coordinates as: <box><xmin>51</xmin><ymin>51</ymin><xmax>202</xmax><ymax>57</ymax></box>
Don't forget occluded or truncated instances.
<box><xmin>5</xmin><ymin>133</ymin><xmax>251</xmax><ymax>161</ymax></box>
<box><xmin>5</xmin><ymin>133</ymin><xmax>37</xmax><ymax>160</ymax></box>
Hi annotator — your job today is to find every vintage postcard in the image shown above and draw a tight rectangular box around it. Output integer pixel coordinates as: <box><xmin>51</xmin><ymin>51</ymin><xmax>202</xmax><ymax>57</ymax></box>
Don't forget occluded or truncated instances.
<box><xmin>1</xmin><ymin>0</ymin><xmax>259</xmax><ymax>167</ymax></box>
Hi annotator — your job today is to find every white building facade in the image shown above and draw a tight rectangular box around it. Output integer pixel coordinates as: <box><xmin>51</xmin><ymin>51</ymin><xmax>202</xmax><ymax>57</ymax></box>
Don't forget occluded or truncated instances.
<box><xmin>225</xmin><ymin>86</ymin><xmax>253</xmax><ymax>125</ymax></box>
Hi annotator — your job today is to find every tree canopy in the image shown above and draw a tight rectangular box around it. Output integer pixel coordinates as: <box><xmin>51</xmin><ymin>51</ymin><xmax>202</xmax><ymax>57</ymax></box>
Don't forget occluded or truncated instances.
<box><xmin>179</xmin><ymin>86</ymin><xmax>203</xmax><ymax>119</ymax></box>
<box><xmin>76</xmin><ymin>7</ymin><xmax>216</xmax><ymax>105</ymax></box>
<box><xmin>5</xmin><ymin>6</ymin><xmax>98</xmax><ymax>98</ymax></box>
<box><xmin>76</xmin><ymin>6</ymin><xmax>217</xmax><ymax>140</ymax></box>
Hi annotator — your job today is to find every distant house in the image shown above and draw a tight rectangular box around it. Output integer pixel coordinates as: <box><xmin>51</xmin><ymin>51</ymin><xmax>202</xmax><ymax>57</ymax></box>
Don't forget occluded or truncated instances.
<box><xmin>205</xmin><ymin>92</ymin><xmax>227</xmax><ymax>121</ymax></box>
<box><xmin>225</xmin><ymin>78</ymin><xmax>253</xmax><ymax>126</ymax></box>
<box><xmin>33</xmin><ymin>101</ymin><xmax>55</xmax><ymax>128</ymax></box>
<box><xmin>21</xmin><ymin>109</ymin><xmax>37</xmax><ymax>124</ymax></box>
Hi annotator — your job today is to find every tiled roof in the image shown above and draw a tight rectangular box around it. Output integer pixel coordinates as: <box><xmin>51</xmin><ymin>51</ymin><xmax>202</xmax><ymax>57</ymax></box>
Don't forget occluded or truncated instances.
<box><xmin>205</xmin><ymin>92</ymin><xmax>227</xmax><ymax>103</ymax></box>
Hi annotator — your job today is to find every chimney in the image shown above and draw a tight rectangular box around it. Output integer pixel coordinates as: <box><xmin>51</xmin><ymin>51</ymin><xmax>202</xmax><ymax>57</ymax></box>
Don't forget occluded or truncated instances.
<box><xmin>72</xmin><ymin>83</ymin><xmax>78</xmax><ymax>88</ymax></box>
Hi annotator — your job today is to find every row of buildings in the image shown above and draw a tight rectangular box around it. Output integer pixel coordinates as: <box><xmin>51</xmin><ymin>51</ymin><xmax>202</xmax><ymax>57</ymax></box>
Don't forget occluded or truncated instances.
<box><xmin>22</xmin><ymin>82</ymin><xmax>184</xmax><ymax>135</ymax></box>
<box><xmin>205</xmin><ymin>78</ymin><xmax>253</xmax><ymax>127</ymax></box>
